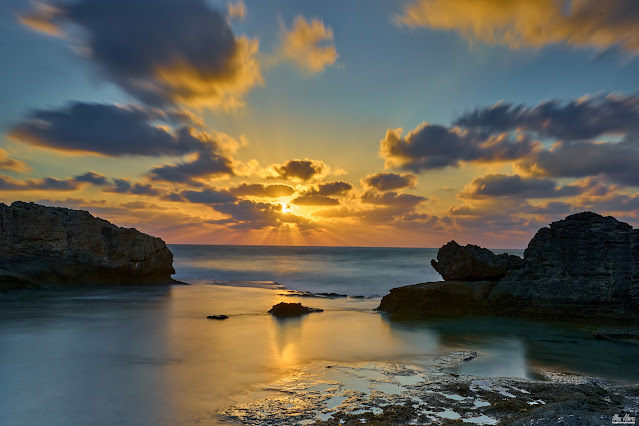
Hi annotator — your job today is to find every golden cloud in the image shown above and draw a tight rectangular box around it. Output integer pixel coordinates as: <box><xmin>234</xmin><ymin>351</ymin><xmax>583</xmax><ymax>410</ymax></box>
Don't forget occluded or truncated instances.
<box><xmin>281</xmin><ymin>16</ymin><xmax>338</xmax><ymax>73</ymax></box>
<box><xmin>397</xmin><ymin>0</ymin><xmax>639</xmax><ymax>53</ymax></box>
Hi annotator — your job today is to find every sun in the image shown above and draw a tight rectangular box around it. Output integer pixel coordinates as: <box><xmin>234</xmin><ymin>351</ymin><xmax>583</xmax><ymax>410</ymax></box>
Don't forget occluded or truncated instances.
<box><xmin>280</xmin><ymin>202</ymin><xmax>291</xmax><ymax>213</ymax></box>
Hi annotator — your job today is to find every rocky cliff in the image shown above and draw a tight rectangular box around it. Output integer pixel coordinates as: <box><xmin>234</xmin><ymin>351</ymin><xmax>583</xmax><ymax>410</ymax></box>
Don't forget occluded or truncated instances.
<box><xmin>0</xmin><ymin>201</ymin><xmax>176</xmax><ymax>290</ymax></box>
<box><xmin>378</xmin><ymin>212</ymin><xmax>639</xmax><ymax>323</ymax></box>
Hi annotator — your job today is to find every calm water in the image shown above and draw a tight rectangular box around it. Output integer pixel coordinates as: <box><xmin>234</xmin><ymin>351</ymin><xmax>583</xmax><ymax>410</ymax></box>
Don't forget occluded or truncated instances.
<box><xmin>1</xmin><ymin>245</ymin><xmax>637</xmax><ymax>425</ymax></box>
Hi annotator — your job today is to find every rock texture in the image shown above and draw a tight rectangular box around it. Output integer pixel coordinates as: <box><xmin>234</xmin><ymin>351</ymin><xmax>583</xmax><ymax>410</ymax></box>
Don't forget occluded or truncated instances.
<box><xmin>378</xmin><ymin>212</ymin><xmax>639</xmax><ymax>323</ymax></box>
<box><xmin>0</xmin><ymin>201</ymin><xmax>176</xmax><ymax>290</ymax></box>
<box><xmin>490</xmin><ymin>212</ymin><xmax>639</xmax><ymax>321</ymax></box>
<box><xmin>268</xmin><ymin>302</ymin><xmax>324</xmax><ymax>318</ymax></box>
<box><xmin>376</xmin><ymin>281</ymin><xmax>496</xmax><ymax>317</ymax></box>
<box><xmin>430</xmin><ymin>240</ymin><xmax>523</xmax><ymax>281</ymax></box>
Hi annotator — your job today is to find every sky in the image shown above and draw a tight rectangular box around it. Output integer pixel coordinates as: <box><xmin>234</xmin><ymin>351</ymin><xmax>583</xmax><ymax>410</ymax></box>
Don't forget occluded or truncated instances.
<box><xmin>1</xmin><ymin>0</ymin><xmax>639</xmax><ymax>248</ymax></box>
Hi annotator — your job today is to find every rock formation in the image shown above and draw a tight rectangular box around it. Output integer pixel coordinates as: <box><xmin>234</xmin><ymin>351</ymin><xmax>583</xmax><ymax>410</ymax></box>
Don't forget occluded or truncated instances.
<box><xmin>430</xmin><ymin>240</ymin><xmax>523</xmax><ymax>281</ymax></box>
<box><xmin>378</xmin><ymin>212</ymin><xmax>639</xmax><ymax>323</ymax></box>
<box><xmin>268</xmin><ymin>302</ymin><xmax>324</xmax><ymax>318</ymax></box>
<box><xmin>0</xmin><ymin>201</ymin><xmax>176</xmax><ymax>290</ymax></box>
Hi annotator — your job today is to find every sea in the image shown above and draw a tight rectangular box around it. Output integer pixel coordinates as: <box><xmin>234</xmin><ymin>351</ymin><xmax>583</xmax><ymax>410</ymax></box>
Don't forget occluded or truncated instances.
<box><xmin>1</xmin><ymin>245</ymin><xmax>638</xmax><ymax>425</ymax></box>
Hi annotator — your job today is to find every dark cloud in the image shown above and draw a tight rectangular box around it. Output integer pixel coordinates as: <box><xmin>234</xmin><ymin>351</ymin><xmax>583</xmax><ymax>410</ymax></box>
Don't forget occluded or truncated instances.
<box><xmin>361</xmin><ymin>190</ymin><xmax>427</xmax><ymax>208</ymax></box>
<box><xmin>362</xmin><ymin>172</ymin><xmax>417</xmax><ymax>191</ymax></box>
<box><xmin>380</xmin><ymin>123</ymin><xmax>535</xmax><ymax>172</ymax></box>
<box><xmin>8</xmin><ymin>102</ymin><xmax>203</xmax><ymax>156</ymax></box>
<box><xmin>311</xmin><ymin>207</ymin><xmax>361</xmax><ymax>218</ymax></box>
<box><xmin>148</xmin><ymin>148</ymin><xmax>234</xmax><ymax>184</ymax></box>
<box><xmin>267</xmin><ymin>159</ymin><xmax>329</xmax><ymax>181</ymax></box>
<box><xmin>0</xmin><ymin>171</ymin><xmax>111</xmax><ymax>192</ymax></box>
<box><xmin>455</xmin><ymin>94</ymin><xmax>639</xmax><ymax>141</ymax></box>
<box><xmin>104</xmin><ymin>179</ymin><xmax>163</xmax><ymax>196</ymax></box>
<box><xmin>74</xmin><ymin>171</ymin><xmax>107</xmax><ymax>185</ymax></box>
<box><xmin>0</xmin><ymin>175</ymin><xmax>79</xmax><ymax>191</ymax></box>
<box><xmin>290</xmin><ymin>194</ymin><xmax>340</xmax><ymax>206</ymax></box>
<box><xmin>21</xmin><ymin>0</ymin><xmax>262</xmax><ymax>108</ymax></box>
<box><xmin>177</xmin><ymin>188</ymin><xmax>237</xmax><ymax>204</ymax></box>
<box><xmin>230</xmin><ymin>182</ymin><xmax>295</xmax><ymax>198</ymax></box>
<box><xmin>460</xmin><ymin>173</ymin><xmax>582</xmax><ymax>199</ymax></box>
<box><xmin>310</xmin><ymin>181</ymin><xmax>353</xmax><ymax>196</ymax></box>
<box><xmin>518</xmin><ymin>140</ymin><xmax>639</xmax><ymax>186</ymax></box>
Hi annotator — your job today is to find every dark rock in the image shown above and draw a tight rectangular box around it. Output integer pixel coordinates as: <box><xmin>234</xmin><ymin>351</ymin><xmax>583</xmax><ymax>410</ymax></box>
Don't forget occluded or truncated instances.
<box><xmin>268</xmin><ymin>302</ymin><xmax>323</xmax><ymax>318</ymax></box>
<box><xmin>490</xmin><ymin>212</ymin><xmax>639</xmax><ymax>322</ymax></box>
<box><xmin>0</xmin><ymin>201</ymin><xmax>176</xmax><ymax>290</ymax></box>
<box><xmin>431</xmin><ymin>240</ymin><xmax>523</xmax><ymax>281</ymax></box>
<box><xmin>376</xmin><ymin>281</ymin><xmax>496</xmax><ymax>316</ymax></box>
<box><xmin>378</xmin><ymin>212</ymin><xmax>639</xmax><ymax>324</ymax></box>
<box><xmin>207</xmin><ymin>315</ymin><xmax>229</xmax><ymax>320</ymax></box>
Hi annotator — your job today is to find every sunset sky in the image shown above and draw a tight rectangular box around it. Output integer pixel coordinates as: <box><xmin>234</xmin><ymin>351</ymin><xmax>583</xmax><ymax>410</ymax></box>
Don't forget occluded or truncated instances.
<box><xmin>1</xmin><ymin>0</ymin><xmax>639</xmax><ymax>247</ymax></box>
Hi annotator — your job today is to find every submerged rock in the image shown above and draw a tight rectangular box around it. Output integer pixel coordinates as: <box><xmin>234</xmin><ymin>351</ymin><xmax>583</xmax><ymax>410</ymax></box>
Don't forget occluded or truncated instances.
<box><xmin>0</xmin><ymin>201</ymin><xmax>176</xmax><ymax>290</ymax></box>
<box><xmin>379</xmin><ymin>212</ymin><xmax>639</xmax><ymax>323</ymax></box>
<box><xmin>207</xmin><ymin>315</ymin><xmax>229</xmax><ymax>320</ymax></box>
<box><xmin>431</xmin><ymin>240</ymin><xmax>523</xmax><ymax>281</ymax></box>
<box><xmin>268</xmin><ymin>302</ymin><xmax>324</xmax><ymax>318</ymax></box>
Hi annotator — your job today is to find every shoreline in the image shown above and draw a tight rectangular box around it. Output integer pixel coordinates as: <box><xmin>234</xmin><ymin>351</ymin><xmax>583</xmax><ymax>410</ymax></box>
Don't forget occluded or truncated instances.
<box><xmin>219</xmin><ymin>349</ymin><xmax>639</xmax><ymax>425</ymax></box>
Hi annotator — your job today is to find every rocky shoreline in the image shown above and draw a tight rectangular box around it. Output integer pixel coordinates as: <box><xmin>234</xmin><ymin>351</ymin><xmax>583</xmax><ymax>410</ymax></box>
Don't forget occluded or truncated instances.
<box><xmin>0</xmin><ymin>202</ymin><xmax>177</xmax><ymax>290</ymax></box>
<box><xmin>378</xmin><ymin>212</ymin><xmax>639</xmax><ymax>325</ymax></box>
<box><xmin>219</xmin><ymin>350</ymin><xmax>639</xmax><ymax>425</ymax></box>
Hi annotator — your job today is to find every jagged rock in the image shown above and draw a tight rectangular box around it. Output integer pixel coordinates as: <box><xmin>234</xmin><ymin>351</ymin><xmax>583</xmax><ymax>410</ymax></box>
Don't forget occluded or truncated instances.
<box><xmin>268</xmin><ymin>302</ymin><xmax>324</xmax><ymax>318</ymax></box>
<box><xmin>490</xmin><ymin>212</ymin><xmax>639</xmax><ymax>321</ymax></box>
<box><xmin>0</xmin><ymin>201</ymin><xmax>176</xmax><ymax>290</ymax></box>
<box><xmin>431</xmin><ymin>240</ymin><xmax>523</xmax><ymax>281</ymax></box>
<box><xmin>378</xmin><ymin>212</ymin><xmax>639</xmax><ymax>323</ymax></box>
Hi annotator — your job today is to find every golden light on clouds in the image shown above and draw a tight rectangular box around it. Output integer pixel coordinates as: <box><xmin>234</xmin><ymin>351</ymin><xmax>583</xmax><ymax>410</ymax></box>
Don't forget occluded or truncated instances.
<box><xmin>397</xmin><ymin>0</ymin><xmax>639</xmax><ymax>53</ymax></box>
<box><xmin>281</xmin><ymin>16</ymin><xmax>338</xmax><ymax>73</ymax></box>
<box><xmin>154</xmin><ymin>37</ymin><xmax>263</xmax><ymax>110</ymax></box>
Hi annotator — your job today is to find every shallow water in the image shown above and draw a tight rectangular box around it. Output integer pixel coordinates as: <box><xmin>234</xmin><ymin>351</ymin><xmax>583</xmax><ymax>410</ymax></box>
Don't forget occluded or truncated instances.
<box><xmin>1</xmin><ymin>245</ymin><xmax>637</xmax><ymax>425</ymax></box>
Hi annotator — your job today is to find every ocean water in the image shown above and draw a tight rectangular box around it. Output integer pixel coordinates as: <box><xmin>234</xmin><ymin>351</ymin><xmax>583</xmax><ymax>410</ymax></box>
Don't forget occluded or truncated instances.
<box><xmin>1</xmin><ymin>245</ymin><xmax>638</xmax><ymax>425</ymax></box>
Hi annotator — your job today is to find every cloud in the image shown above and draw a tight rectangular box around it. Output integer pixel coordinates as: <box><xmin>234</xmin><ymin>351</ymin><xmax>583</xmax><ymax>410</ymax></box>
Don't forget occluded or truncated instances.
<box><xmin>454</xmin><ymin>94</ymin><xmax>639</xmax><ymax>141</ymax></box>
<box><xmin>213</xmin><ymin>200</ymin><xmax>314</xmax><ymax>229</ymax></box>
<box><xmin>20</xmin><ymin>0</ymin><xmax>262</xmax><ymax>108</ymax></box>
<box><xmin>281</xmin><ymin>16</ymin><xmax>338</xmax><ymax>73</ymax></box>
<box><xmin>265</xmin><ymin>159</ymin><xmax>330</xmax><ymax>181</ymax></box>
<box><xmin>380</xmin><ymin>123</ymin><xmax>535</xmax><ymax>172</ymax></box>
<box><xmin>396</xmin><ymin>0</ymin><xmax>639</xmax><ymax>54</ymax></box>
<box><xmin>517</xmin><ymin>139</ymin><xmax>639</xmax><ymax>186</ymax></box>
<box><xmin>0</xmin><ymin>149</ymin><xmax>29</xmax><ymax>173</ymax></box>
<box><xmin>148</xmin><ymin>147</ymin><xmax>234</xmax><ymax>184</ymax></box>
<box><xmin>230</xmin><ymin>182</ymin><xmax>295</xmax><ymax>198</ymax></box>
<box><xmin>361</xmin><ymin>190</ymin><xmax>427</xmax><ymax>208</ymax></box>
<box><xmin>290</xmin><ymin>194</ymin><xmax>340</xmax><ymax>206</ymax></box>
<box><xmin>311</xmin><ymin>207</ymin><xmax>362</xmax><ymax>218</ymax></box>
<box><xmin>8</xmin><ymin>102</ymin><xmax>206</xmax><ymax>156</ymax></box>
<box><xmin>228</xmin><ymin>1</ymin><xmax>245</xmax><ymax>21</ymax></box>
<box><xmin>362</xmin><ymin>172</ymin><xmax>417</xmax><ymax>191</ymax></box>
<box><xmin>104</xmin><ymin>179</ymin><xmax>163</xmax><ymax>196</ymax></box>
<box><xmin>73</xmin><ymin>171</ymin><xmax>107</xmax><ymax>185</ymax></box>
<box><xmin>0</xmin><ymin>175</ymin><xmax>78</xmax><ymax>191</ymax></box>
<box><xmin>460</xmin><ymin>173</ymin><xmax>582</xmax><ymax>199</ymax></box>
<box><xmin>177</xmin><ymin>188</ymin><xmax>237</xmax><ymax>204</ymax></box>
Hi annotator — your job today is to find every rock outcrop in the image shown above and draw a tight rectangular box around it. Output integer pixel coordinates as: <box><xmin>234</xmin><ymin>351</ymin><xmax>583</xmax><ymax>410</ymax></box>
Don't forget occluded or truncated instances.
<box><xmin>430</xmin><ymin>240</ymin><xmax>523</xmax><ymax>281</ymax></box>
<box><xmin>0</xmin><ymin>201</ymin><xmax>176</xmax><ymax>290</ymax></box>
<box><xmin>268</xmin><ymin>302</ymin><xmax>324</xmax><ymax>318</ymax></box>
<box><xmin>378</xmin><ymin>212</ymin><xmax>639</xmax><ymax>323</ymax></box>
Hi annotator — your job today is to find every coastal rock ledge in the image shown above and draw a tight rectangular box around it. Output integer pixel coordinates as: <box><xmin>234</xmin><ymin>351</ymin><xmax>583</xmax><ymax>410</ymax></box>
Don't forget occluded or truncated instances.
<box><xmin>0</xmin><ymin>201</ymin><xmax>176</xmax><ymax>290</ymax></box>
<box><xmin>378</xmin><ymin>212</ymin><xmax>639</xmax><ymax>323</ymax></box>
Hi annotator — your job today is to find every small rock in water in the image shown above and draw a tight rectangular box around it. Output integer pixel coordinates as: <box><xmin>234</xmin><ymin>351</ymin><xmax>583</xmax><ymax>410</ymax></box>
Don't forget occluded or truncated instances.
<box><xmin>206</xmin><ymin>315</ymin><xmax>229</xmax><ymax>320</ymax></box>
<box><xmin>268</xmin><ymin>302</ymin><xmax>324</xmax><ymax>318</ymax></box>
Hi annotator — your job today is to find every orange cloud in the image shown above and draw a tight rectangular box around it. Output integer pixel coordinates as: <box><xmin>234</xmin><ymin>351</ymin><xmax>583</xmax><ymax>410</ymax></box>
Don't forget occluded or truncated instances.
<box><xmin>0</xmin><ymin>149</ymin><xmax>29</xmax><ymax>173</ymax></box>
<box><xmin>397</xmin><ymin>0</ymin><xmax>639</xmax><ymax>53</ymax></box>
<box><xmin>281</xmin><ymin>16</ymin><xmax>338</xmax><ymax>73</ymax></box>
<box><xmin>228</xmin><ymin>1</ymin><xmax>246</xmax><ymax>21</ymax></box>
